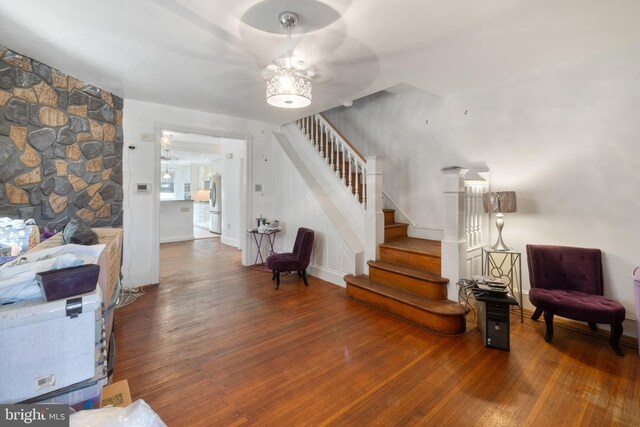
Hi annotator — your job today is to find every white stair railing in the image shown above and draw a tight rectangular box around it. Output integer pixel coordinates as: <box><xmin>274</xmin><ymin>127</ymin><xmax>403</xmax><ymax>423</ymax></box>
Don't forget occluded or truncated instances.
<box><xmin>442</xmin><ymin>168</ymin><xmax>490</xmax><ymax>299</ymax></box>
<box><xmin>464</xmin><ymin>179</ymin><xmax>489</xmax><ymax>250</ymax></box>
<box><xmin>297</xmin><ymin>114</ymin><xmax>367</xmax><ymax>209</ymax></box>
<box><xmin>464</xmin><ymin>172</ymin><xmax>490</xmax><ymax>277</ymax></box>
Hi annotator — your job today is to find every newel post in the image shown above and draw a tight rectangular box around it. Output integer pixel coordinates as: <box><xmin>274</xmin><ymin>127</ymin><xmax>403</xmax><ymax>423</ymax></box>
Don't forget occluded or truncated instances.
<box><xmin>441</xmin><ymin>167</ymin><xmax>469</xmax><ymax>301</ymax></box>
<box><xmin>365</xmin><ymin>156</ymin><xmax>384</xmax><ymax>273</ymax></box>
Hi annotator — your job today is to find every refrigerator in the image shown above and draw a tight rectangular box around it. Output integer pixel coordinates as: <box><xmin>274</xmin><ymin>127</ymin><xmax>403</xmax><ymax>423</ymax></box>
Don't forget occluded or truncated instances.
<box><xmin>209</xmin><ymin>174</ymin><xmax>222</xmax><ymax>233</ymax></box>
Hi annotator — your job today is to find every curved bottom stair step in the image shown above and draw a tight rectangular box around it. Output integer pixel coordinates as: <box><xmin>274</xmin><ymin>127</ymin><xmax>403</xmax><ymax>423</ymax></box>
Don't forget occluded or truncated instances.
<box><xmin>368</xmin><ymin>260</ymin><xmax>448</xmax><ymax>300</ymax></box>
<box><xmin>345</xmin><ymin>274</ymin><xmax>466</xmax><ymax>335</ymax></box>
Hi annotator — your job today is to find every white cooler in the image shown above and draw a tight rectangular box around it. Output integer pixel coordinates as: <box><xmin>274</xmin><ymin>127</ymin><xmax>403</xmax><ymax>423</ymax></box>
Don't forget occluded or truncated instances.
<box><xmin>0</xmin><ymin>288</ymin><xmax>102</xmax><ymax>403</ymax></box>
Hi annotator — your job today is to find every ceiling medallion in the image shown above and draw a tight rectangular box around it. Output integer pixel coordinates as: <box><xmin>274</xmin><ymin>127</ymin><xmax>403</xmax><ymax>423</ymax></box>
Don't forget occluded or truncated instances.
<box><xmin>266</xmin><ymin>12</ymin><xmax>312</xmax><ymax>109</ymax></box>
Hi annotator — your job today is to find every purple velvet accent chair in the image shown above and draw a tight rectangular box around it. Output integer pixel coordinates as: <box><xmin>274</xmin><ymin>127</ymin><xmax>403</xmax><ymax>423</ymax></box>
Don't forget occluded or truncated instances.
<box><xmin>526</xmin><ymin>244</ymin><xmax>626</xmax><ymax>356</ymax></box>
<box><xmin>266</xmin><ymin>228</ymin><xmax>315</xmax><ymax>290</ymax></box>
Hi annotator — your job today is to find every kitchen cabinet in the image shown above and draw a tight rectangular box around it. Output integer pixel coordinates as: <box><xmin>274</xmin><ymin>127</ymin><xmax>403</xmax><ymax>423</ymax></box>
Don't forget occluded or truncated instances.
<box><xmin>193</xmin><ymin>202</ymin><xmax>210</xmax><ymax>229</ymax></box>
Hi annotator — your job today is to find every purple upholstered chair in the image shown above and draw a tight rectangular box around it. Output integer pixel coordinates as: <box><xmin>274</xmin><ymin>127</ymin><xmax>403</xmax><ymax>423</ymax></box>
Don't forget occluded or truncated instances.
<box><xmin>526</xmin><ymin>244</ymin><xmax>626</xmax><ymax>355</ymax></box>
<box><xmin>266</xmin><ymin>228</ymin><xmax>314</xmax><ymax>290</ymax></box>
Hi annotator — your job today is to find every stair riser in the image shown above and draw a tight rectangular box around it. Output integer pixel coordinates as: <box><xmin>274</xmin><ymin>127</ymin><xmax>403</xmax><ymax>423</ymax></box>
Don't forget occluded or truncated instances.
<box><xmin>369</xmin><ymin>267</ymin><xmax>447</xmax><ymax>300</ymax></box>
<box><xmin>346</xmin><ymin>284</ymin><xmax>465</xmax><ymax>335</ymax></box>
<box><xmin>379</xmin><ymin>246</ymin><xmax>441</xmax><ymax>274</ymax></box>
<box><xmin>384</xmin><ymin>225</ymin><xmax>408</xmax><ymax>241</ymax></box>
<box><xmin>383</xmin><ymin>210</ymin><xmax>395</xmax><ymax>225</ymax></box>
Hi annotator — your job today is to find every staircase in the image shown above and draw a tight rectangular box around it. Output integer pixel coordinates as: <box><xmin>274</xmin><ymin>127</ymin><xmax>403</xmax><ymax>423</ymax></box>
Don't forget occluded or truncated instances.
<box><xmin>344</xmin><ymin>209</ymin><xmax>466</xmax><ymax>335</ymax></box>
<box><xmin>292</xmin><ymin>114</ymin><xmax>466</xmax><ymax>334</ymax></box>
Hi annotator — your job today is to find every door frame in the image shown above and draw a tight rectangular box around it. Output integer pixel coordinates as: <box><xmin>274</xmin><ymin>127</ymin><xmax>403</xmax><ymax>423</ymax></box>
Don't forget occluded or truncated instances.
<box><xmin>151</xmin><ymin>121</ymin><xmax>253</xmax><ymax>284</ymax></box>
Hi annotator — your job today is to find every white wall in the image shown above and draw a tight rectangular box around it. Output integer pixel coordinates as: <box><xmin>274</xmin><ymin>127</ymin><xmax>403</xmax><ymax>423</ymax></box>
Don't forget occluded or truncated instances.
<box><xmin>220</xmin><ymin>139</ymin><xmax>244</xmax><ymax>248</ymax></box>
<box><xmin>324</xmin><ymin>43</ymin><xmax>640</xmax><ymax>319</ymax></box>
<box><xmin>271</xmin><ymin>137</ymin><xmax>358</xmax><ymax>285</ymax></box>
<box><xmin>122</xmin><ymin>99</ymin><xmax>276</xmax><ymax>287</ymax></box>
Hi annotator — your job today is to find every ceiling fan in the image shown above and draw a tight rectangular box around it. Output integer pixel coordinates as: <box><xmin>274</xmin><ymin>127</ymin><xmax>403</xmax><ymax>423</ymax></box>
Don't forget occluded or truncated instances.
<box><xmin>152</xmin><ymin>0</ymin><xmax>379</xmax><ymax>110</ymax></box>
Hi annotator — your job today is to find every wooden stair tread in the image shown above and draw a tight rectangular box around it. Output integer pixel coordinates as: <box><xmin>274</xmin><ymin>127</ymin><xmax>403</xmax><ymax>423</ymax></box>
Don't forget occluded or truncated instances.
<box><xmin>368</xmin><ymin>260</ymin><xmax>448</xmax><ymax>284</ymax></box>
<box><xmin>379</xmin><ymin>237</ymin><xmax>441</xmax><ymax>257</ymax></box>
<box><xmin>384</xmin><ymin>223</ymin><xmax>407</xmax><ymax>229</ymax></box>
<box><xmin>345</xmin><ymin>275</ymin><xmax>463</xmax><ymax>316</ymax></box>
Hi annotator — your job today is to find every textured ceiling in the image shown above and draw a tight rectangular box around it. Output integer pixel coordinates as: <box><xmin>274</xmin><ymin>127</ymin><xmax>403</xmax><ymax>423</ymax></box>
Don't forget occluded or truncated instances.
<box><xmin>1</xmin><ymin>0</ymin><xmax>639</xmax><ymax>125</ymax></box>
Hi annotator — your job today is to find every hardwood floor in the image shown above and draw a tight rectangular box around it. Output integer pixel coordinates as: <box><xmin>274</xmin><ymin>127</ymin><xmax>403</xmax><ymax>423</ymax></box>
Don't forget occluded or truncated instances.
<box><xmin>113</xmin><ymin>239</ymin><xmax>639</xmax><ymax>426</ymax></box>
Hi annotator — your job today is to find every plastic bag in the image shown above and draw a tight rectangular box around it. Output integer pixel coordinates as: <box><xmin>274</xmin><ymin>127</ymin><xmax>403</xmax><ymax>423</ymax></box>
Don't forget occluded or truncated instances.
<box><xmin>62</xmin><ymin>218</ymin><xmax>99</xmax><ymax>246</ymax></box>
<box><xmin>70</xmin><ymin>400</ymin><xmax>167</xmax><ymax>427</ymax></box>
<box><xmin>0</xmin><ymin>243</ymin><xmax>104</xmax><ymax>303</ymax></box>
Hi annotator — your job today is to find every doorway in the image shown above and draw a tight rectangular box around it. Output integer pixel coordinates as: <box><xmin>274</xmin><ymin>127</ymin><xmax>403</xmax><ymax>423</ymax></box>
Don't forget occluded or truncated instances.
<box><xmin>151</xmin><ymin>122</ymin><xmax>252</xmax><ymax>285</ymax></box>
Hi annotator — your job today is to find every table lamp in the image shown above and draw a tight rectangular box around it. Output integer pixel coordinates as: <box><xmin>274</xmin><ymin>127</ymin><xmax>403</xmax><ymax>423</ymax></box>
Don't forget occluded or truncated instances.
<box><xmin>483</xmin><ymin>191</ymin><xmax>517</xmax><ymax>251</ymax></box>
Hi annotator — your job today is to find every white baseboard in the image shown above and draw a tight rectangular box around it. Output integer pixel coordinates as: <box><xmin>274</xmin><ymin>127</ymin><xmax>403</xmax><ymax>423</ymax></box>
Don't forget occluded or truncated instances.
<box><xmin>221</xmin><ymin>236</ymin><xmax>239</xmax><ymax>247</ymax></box>
<box><xmin>407</xmin><ymin>226</ymin><xmax>443</xmax><ymax>241</ymax></box>
<box><xmin>122</xmin><ymin>272</ymin><xmax>156</xmax><ymax>288</ymax></box>
<box><xmin>159</xmin><ymin>235</ymin><xmax>192</xmax><ymax>244</ymax></box>
<box><xmin>309</xmin><ymin>264</ymin><xmax>346</xmax><ymax>288</ymax></box>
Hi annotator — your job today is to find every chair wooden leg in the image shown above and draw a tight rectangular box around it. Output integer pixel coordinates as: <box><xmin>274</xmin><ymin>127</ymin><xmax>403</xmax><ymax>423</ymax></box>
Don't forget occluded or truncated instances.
<box><xmin>543</xmin><ymin>311</ymin><xmax>554</xmax><ymax>342</ymax></box>
<box><xmin>531</xmin><ymin>307</ymin><xmax>543</xmax><ymax>321</ymax></box>
<box><xmin>297</xmin><ymin>271</ymin><xmax>303</xmax><ymax>277</ymax></box>
<box><xmin>275</xmin><ymin>272</ymin><xmax>280</xmax><ymax>290</ymax></box>
<box><xmin>302</xmin><ymin>270</ymin><xmax>309</xmax><ymax>286</ymax></box>
<box><xmin>271</xmin><ymin>270</ymin><xmax>276</xmax><ymax>281</ymax></box>
<box><xmin>610</xmin><ymin>323</ymin><xmax>624</xmax><ymax>356</ymax></box>
<box><xmin>588</xmin><ymin>322</ymin><xmax>598</xmax><ymax>331</ymax></box>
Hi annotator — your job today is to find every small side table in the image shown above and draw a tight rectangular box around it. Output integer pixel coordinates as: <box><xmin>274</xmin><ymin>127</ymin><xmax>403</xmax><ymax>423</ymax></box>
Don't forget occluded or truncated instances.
<box><xmin>248</xmin><ymin>228</ymin><xmax>281</xmax><ymax>269</ymax></box>
<box><xmin>483</xmin><ymin>248</ymin><xmax>523</xmax><ymax>322</ymax></box>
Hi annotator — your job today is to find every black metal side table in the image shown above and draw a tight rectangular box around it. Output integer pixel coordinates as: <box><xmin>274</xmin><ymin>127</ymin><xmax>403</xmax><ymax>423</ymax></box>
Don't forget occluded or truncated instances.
<box><xmin>483</xmin><ymin>248</ymin><xmax>523</xmax><ymax>322</ymax></box>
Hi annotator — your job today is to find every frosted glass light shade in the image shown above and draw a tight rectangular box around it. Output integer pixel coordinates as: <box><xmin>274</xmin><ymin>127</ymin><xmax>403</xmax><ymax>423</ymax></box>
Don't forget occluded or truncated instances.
<box><xmin>266</xmin><ymin>71</ymin><xmax>312</xmax><ymax>108</ymax></box>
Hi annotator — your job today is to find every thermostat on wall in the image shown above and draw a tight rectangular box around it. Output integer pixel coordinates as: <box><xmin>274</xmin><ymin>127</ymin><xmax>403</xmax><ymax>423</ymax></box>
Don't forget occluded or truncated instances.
<box><xmin>135</xmin><ymin>183</ymin><xmax>151</xmax><ymax>194</ymax></box>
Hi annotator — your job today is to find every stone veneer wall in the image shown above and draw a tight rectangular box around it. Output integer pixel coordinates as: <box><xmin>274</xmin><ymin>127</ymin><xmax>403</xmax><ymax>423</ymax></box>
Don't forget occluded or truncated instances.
<box><xmin>0</xmin><ymin>45</ymin><xmax>123</xmax><ymax>231</ymax></box>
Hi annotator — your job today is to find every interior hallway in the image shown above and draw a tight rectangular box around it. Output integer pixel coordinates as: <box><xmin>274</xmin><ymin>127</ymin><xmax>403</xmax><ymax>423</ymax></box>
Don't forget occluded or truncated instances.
<box><xmin>111</xmin><ymin>238</ymin><xmax>639</xmax><ymax>426</ymax></box>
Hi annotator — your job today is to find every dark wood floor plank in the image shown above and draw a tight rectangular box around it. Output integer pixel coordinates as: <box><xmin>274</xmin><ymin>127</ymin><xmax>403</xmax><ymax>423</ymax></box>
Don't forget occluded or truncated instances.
<box><xmin>112</xmin><ymin>238</ymin><xmax>640</xmax><ymax>426</ymax></box>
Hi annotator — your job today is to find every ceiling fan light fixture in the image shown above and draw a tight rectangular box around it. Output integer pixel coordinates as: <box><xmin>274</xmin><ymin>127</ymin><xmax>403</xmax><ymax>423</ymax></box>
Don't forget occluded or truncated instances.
<box><xmin>265</xmin><ymin>11</ymin><xmax>312</xmax><ymax>109</ymax></box>
<box><xmin>267</xmin><ymin>70</ymin><xmax>312</xmax><ymax>108</ymax></box>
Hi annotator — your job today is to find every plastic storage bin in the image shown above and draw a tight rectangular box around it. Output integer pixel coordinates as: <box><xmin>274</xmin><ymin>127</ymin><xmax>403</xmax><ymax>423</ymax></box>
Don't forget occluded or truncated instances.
<box><xmin>36</xmin><ymin>377</ymin><xmax>108</xmax><ymax>411</ymax></box>
<box><xmin>0</xmin><ymin>288</ymin><xmax>102</xmax><ymax>403</ymax></box>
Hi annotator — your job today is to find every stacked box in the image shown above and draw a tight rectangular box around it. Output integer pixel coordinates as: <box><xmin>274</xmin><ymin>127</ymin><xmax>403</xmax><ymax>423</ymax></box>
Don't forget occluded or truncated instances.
<box><xmin>0</xmin><ymin>289</ymin><xmax>102</xmax><ymax>403</ymax></box>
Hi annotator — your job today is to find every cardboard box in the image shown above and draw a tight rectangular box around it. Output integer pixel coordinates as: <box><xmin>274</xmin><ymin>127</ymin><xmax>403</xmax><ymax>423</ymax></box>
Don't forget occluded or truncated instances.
<box><xmin>100</xmin><ymin>380</ymin><xmax>132</xmax><ymax>408</ymax></box>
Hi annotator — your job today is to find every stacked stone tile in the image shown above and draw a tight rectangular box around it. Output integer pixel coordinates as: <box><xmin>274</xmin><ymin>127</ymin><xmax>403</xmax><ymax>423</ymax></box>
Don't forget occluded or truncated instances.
<box><xmin>0</xmin><ymin>45</ymin><xmax>123</xmax><ymax>231</ymax></box>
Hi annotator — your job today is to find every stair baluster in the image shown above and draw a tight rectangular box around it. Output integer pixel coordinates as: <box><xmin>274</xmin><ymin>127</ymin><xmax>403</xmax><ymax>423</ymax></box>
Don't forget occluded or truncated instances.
<box><xmin>314</xmin><ymin>116</ymin><xmax>319</xmax><ymax>151</ymax></box>
<box><xmin>348</xmin><ymin>152</ymin><xmax>353</xmax><ymax>193</ymax></box>
<box><xmin>354</xmin><ymin>160</ymin><xmax>360</xmax><ymax>202</ymax></box>
<box><xmin>324</xmin><ymin>124</ymin><xmax>330</xmax><ymax>164</ymax></box>
<box><xmin>341</xmin><ymin>142</ymin><xmax>346</xmax><ymax>184</ymax></box>
<box><xmin>331</xmin><ymin>134</ymin><xmax>337</xmax><ymax>175</ymax></box>
<box><xmin>361</xmin><ymin>164</ymin><xmax>366</xmax><ymax>208</ymax></box>
<box><xmin>336</xmin><ymin>137</ymin><xmax>342</xmax><ymax>178</ymax></box>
